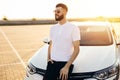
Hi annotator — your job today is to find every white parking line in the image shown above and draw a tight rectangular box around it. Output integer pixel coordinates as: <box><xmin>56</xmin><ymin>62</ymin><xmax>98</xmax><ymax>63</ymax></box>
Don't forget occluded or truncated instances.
<box><xmin>0</xmin><ymin>28</ymin><xmax>26</xmax><ymax>69</ymax></box>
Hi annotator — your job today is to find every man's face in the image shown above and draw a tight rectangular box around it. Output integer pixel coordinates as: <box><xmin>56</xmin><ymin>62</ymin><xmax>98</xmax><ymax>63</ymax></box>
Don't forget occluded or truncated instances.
<box><xmin>54</xmin><ymin>7</ymin><xmax>65</xmax><ymax>21</ymax></box>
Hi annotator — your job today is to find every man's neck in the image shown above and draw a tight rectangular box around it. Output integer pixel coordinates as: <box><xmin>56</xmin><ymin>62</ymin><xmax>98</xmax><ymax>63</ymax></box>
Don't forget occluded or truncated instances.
<box><xmin>58</xmin><ymin>18</ymin><xmax>67</xmax><ymax>25</ymax></box>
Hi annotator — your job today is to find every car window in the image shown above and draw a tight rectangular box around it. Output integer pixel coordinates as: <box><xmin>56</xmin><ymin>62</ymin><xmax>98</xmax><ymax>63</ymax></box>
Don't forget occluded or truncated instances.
<box><xmin>79</xmin><ymin>26</ymin><xmax>113</xmax><ymax>46</ymax></box>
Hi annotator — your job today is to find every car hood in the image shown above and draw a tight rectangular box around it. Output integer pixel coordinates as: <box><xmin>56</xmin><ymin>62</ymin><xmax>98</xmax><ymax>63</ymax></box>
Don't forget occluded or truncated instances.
<box><xmin>29</xmin><ymin>44</ymin><xmax>117</xmax><ymax>73</ymax></box>
<box><xmin>73</xmin><ymin>44</ymin><xmax>116</xmax><ymax>73</ymax></box>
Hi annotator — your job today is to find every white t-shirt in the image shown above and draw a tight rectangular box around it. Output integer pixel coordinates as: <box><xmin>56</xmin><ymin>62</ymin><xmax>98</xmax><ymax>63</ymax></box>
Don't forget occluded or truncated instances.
<box><xmin>50</xmin><ymin>22</ymin><xmax>81</xmax><ymax>61</ymax></box>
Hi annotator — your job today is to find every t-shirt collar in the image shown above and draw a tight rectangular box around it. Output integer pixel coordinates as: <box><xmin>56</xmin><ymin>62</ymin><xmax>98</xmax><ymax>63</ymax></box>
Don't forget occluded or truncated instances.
<box><xmin>58</xmin><ymin>21</ymin><xmax>68</xmax><ymax>26</ymax></box>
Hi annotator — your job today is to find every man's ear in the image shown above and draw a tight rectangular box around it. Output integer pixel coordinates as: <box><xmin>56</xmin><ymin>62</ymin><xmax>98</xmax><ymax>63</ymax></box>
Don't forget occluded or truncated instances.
<box><xmin>63</xmin><ymin>9</ymin><xmax>67</xmax><ymax>15</ymax></box>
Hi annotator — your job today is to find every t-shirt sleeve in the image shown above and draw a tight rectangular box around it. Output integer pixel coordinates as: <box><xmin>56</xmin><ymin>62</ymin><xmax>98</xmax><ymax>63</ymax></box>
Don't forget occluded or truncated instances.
<box><xmin>72</xmin><ymin>26</ymin><xmax>81</xmax><ymax>41</ymax></box>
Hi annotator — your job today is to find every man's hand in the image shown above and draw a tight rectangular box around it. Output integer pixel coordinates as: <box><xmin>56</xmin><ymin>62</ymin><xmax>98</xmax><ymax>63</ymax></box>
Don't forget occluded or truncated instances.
<box><xmin>59</xmin><ymin>66</ymin><xmax>69</xmax><ymax>80</ymax></box>
<box><xmin>47</xmin><ymin>59</ymin><xmax>54</xmax><ymax>64</ymax></box>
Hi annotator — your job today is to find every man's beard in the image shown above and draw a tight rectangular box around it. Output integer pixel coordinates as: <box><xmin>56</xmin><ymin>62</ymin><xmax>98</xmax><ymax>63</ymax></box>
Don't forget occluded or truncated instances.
<box><xmin>55</xmin><ymin>14</ymin><xmax>64</xmax><ymax>21</ymax></box>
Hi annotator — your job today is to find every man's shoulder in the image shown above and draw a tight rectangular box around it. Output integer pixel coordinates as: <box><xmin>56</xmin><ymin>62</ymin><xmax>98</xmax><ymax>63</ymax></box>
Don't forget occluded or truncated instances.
<box><xmin>66</xmin><ymin>21</ymin><xmax>75</xmax><ymax>25</ymax></box>
<box><xmin>67</xmin><ymin>22</ymin><xmax>78</xmax><ymax>28</ymax></box>
<box><xmin>51</xmin><ymin>23</ymin><xmax>58</xmax><ymax>28</ymax></box>
<box><xmin>50</xmin><ymin>24</ymin><xmax>59</xmax><ymax>31</ymax></box>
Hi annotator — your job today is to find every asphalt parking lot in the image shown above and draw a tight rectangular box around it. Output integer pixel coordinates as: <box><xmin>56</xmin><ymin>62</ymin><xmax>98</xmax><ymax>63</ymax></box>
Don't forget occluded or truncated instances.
<box><xmin>0</xmin><ymin>25</ymin><xmax>51</xmax><ymax>80</ymax></box>
<box><xmin>0</xmin><ymin>23</ymin><xmax>120</xmax><ymax>80</ymax></box>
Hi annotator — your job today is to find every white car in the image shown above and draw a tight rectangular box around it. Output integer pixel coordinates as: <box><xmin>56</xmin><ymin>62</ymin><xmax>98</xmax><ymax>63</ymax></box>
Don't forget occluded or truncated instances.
<box><xmin>25</xmin><ymin>21</ymin><xmax>120</xmax><ymax>80</ymax></box>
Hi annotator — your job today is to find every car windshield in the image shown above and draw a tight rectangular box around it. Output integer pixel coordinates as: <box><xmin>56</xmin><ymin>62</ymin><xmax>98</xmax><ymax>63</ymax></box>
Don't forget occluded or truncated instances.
<box><xmin>79</xmin><ymin>26</ymin><xmax>113</xmax><ymax>46</ymax></box>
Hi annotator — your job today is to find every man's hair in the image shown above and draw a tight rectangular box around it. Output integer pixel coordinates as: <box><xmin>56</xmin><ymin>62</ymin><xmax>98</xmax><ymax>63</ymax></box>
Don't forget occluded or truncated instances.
<box><xmin>56</xmin><ymin>3</ymin><xmax>68</xmax><ymax>12</ymax></box>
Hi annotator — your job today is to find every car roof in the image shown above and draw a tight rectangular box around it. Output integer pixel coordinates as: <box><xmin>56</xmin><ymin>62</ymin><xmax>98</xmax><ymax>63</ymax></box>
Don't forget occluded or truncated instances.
<box><xmin>71</xmin><ymin>21</ymin><xmax>112</xmax><ymax>27</ymax></box>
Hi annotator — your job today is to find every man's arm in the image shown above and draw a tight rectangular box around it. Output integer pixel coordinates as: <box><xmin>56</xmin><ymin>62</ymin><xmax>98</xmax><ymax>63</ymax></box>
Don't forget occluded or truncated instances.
<box><xmin>65</xmin><ymin>40</ymin><xmax>80</xmax><ymax>67</ymax></box>
<box><xmin>47</xmin><ymin>40</ymin><xmax>53</xmax><ymax>63</ymax></box>
<box><xmin>59</xmin><ymin>40</ymin><xmax>80</xmax><ymax>80</ymax></box>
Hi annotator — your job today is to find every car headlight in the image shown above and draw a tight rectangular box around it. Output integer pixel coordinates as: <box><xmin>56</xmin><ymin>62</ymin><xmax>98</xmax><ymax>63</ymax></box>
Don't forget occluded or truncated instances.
<box><xmin>27</xmin><ymin>63</ymin><xmax>36</xmax><ymax>75</ymax></box>
<box><xmin>94</xmin><ymin>63</ymin><xmax>119</xmax><ymax>79</ymax></box>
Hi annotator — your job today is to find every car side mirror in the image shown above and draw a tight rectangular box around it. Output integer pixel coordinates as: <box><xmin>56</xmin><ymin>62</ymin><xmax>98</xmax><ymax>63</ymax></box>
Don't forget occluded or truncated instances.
<box><xmin>43</xmin><ymin>38</ymin><xmax>50</xmax><ymax>44</ymax></box>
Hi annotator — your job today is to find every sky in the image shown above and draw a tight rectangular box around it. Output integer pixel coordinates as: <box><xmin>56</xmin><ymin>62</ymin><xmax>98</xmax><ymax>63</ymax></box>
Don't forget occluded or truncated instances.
<box><xmin>0</xmin><ymin>0</ymin><xmax>120</xmax><ymax>20</ymax></box>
